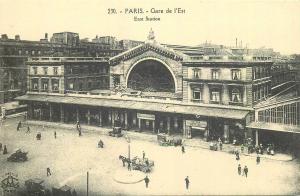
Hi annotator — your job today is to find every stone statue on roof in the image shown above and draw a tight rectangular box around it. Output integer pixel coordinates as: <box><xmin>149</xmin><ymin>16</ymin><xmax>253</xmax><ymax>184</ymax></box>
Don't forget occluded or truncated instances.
<box><xmin>147</xmin><ymin>28</ymin><xmax>155</xmax><ymax>41</ymax></box>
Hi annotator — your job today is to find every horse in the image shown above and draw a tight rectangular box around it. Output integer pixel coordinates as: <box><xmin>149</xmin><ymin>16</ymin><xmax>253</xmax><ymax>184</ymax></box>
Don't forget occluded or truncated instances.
<box><xmin>119</xmin><ymin>155</ymin><xmax>131</xmax><ymax>167</ymax></box>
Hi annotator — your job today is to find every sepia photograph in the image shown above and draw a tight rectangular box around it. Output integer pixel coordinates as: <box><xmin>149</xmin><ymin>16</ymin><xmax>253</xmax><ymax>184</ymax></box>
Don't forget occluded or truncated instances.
<box><xmin>0</xmin><ymin>0</ymin><xmax>300</xmax><ymax>195</ymax></box>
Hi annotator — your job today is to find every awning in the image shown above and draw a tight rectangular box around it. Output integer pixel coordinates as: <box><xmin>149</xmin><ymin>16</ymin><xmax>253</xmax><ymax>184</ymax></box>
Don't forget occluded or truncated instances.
<box><xmin>16</xmin><ymin>94</ymin><xmax>250</xmax><ymax>120</ymax></box>
<box><xmin>246</xmin><ymin>122</ymin><xmax>300</xmax><ymax>134</ymax></box>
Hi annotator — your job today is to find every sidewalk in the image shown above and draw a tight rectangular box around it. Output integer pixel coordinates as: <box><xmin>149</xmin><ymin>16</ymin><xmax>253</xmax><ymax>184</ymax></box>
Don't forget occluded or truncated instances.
<box><xmin>184</xmin><ymin>138</ymin><xmax>294</xmax><ymax>162</ymax></box>
<box><xmin>26</xmin><ymin>120</ymin><xmax>158</xmax><ymax>142</ymax></box>
<box><xmin>26</xmin><ymin>120</ymin><xmax>294</xmax><ymax>162</ymax></box>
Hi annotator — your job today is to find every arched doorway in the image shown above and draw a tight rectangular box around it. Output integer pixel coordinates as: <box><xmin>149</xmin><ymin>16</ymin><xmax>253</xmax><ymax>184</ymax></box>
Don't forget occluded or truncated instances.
<box><xmin>127</xmin><ymin>59</ymin><xmax>176</xmax><ymax>92</ymax></box>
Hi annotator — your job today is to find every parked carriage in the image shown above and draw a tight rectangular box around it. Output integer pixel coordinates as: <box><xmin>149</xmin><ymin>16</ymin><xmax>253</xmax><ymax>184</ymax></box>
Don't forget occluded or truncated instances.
<box><xmin>109</xmin><ymin>127</ymin><xmax>123</xmax><ymax>137</ymax></box>
<box><xmin>25</xmin><ymin>178</ymin><xmax>47</xmax><ymax>196</ymax></box>
<box><xmin>7</xmin><ymin>149</ymin><xmax>28</xmax><ymax>162</ymax></box>
<box><xmin>157</xmin><ymin>133</ymin><xmax>182</xmax><ymax>146</ymax></box>
<box><xmin>52</xmin><ymin>185</ymin><xmax>72</xmax><ymax>196</ymax></box>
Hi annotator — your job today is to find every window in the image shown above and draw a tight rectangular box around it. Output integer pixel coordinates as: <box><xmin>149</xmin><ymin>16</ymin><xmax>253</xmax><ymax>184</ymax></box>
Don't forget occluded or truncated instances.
<box><xmin>232</xmin><ymin>69</ymin><xmax>241</xmax><ymax>80</ymax></box>
<box><xmin>211</xmin><ymin>91</ymin><xmax>220</xmax><ymax>102</ymax></box>
<box><xmin>253</xmin><ymin>67</ymin><xmax>256</xmax><ymax>79</ymax></box>
<box><xmin>193</xmin><ymin>68</ymin><xmax>200</xmax><ymax>79</ymax></box>
<box><xmin>53</xmin><ymin>83</ymin><xmax>59</xmax><ymax>91</ymax></box>
<box><xmin>231</xmin><ymin>88</ymin><xmax>241</xmax><ymax>103</ymax></box>
<box><xmin>193</xmin><ymin>90</ymin><xmax>201</xmax><ymax>100</ymax></box>
<box><xmin>32</xmin><ymin>67</ymin><xmax>38</xmax><ymax>75</ymax></box>
<box><xmin>53</xmin><ymin>67</ymin><xmax>58</xmax><ymax>75</ymax></box>
<box><xmin>43</xmin><ymin>83</ymin><xmax>48</xmax><ymax>90</ymax></box>
<box><xmin>212</xmin><ymin>69</ymin><xmax>219</xmax><ymax>80</ymax></box>
<box><xmin>32</xmin><ymin>51</ymin><xmax>35</xmax><ymax>55</ymax></box>
<box><xmin>33</xmin><ymin>83</ymin><xmax>38</xmax><ymax>90</ymax></box>
<box><xmin>69</xmin><ymin>83</ymin><xmax>74</xmax><ymax>90</ymax></box>
<box><xmin>43</xmin><ymin>67</ymin><xmax>48</xmax><ymax>75</ymax></box>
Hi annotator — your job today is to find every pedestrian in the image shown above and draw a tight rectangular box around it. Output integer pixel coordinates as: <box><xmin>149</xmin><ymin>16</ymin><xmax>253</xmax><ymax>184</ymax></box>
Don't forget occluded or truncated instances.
<box><xmin>238</xmin><ymin>164</ymin><xmax>241</xmax><ymax>175</ymax></box>
<box><xmin>26</xmin><ymin>126</ymin><xmax>30</xmax><ymax>133</ymax></box>
<box><xmin>219</xmin><ymin>141</ymin><xmax>223</xmax><ymax>151</ymax></box>
<box><xmin>256</xmin><ymin>154</ymin><xmax>260</xmax><ymax>165</ymax></box>
<box><xmin>181</xmin><ymin>145</ymin><xmax>185</xmax><ymax>153</ymax></box>
<box><xmin>17</xmin><ymin>121</ymin><xmax>21</xmax><ymax>131</ymax></box>
<box><xmin>243</xmin><ymin>166</ymin><xmax>248</xmax><ymax>178</ymax></box>
<box><xmin>3</xmin><ymin>145</ymin><xmax>7</xmax><ymax>154</ymax></box>
<box><xmin>46</xmin><ymin>167</ymin><xmax>52</xmax><ymax>176</ymax></box>
<box><xmin>185</xmin><ymin>176</ymin><xmax>189</xmax><ymax>190</ymax></box>
<box><xmin>144</xmin><ymin>175</ymin><xmax>150</xmax><ymax>188</ymax></box>
<box><xmin>142</xmin><ymin>151</ymin><xmax>145</xmax><ymax>159</ymax></box>
<box><xmin>235</xmin><ymin>152</ymin><xmax>240</xmax><ymax>161</ymax></box>
<box><xmin>54</xmin><ymin>131</ymin><xmax>56</xmax><ymax>139</ymax></box>
<box><xmin>128</xmin><ymin>162</ymin><xmax>131</xmax><ymax>171</ymax></box>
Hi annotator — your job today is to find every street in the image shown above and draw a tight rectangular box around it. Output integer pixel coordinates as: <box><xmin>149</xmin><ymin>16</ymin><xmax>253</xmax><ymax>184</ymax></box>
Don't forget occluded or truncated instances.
<box><xmin>1</xmin><ymin>117</ymin><xmax>300</xmax><ymax>195</ymax></box>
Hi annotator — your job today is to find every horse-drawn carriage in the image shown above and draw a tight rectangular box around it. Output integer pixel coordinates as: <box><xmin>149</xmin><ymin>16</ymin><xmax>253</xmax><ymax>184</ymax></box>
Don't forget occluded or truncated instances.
<box><xmin>119</xmin><ymin>155</ymin><xmax>154</xmax><ymax>173</ymax></box>
<box><xmin>131</xmin><ymin>156</ymin><xmax>154</xmax><ymax>173</ymax></box>
<box><xmin>157</xmin><ymin>133</ymin><xmax>182</xmax><ymax>146</ymax></box>
<box><xmin>109</xmin><ymin>127</ymin><xmax>123</xmax><ymax>137</ymax></box>
<box><xmin>7</xmin><ymin>149</ymin><xmax>28</xmax><ymax>162</ymax></box>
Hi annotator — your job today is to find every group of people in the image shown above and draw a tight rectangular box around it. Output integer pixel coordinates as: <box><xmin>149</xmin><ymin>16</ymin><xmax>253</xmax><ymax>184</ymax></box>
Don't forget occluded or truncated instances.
<box><xmin>237</xmin><ymin>164</ymin><xmax>249</xmax><ymax>177</ymax></box>
<box><xmin>17</xmin><ymin>121</ymin><xmax>31</xmax><ymax>133</ymax></box>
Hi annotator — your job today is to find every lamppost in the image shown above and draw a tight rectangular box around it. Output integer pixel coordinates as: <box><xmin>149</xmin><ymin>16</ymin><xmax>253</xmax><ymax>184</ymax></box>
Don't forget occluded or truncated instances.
<box><xmin>125</xmin><ymin>135</ymin><xmax>131</xmax><ymax>167</ymax></box>
<box><xmin>86</xmin><ymin>171</ymin><xmax>89</xmax><ymax>196</ymax></box>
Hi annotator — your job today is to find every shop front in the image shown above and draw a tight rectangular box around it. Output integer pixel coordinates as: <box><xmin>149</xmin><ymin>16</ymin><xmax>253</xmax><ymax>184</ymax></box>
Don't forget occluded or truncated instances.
<box><xmin>185</xmin><ymin>120</ymin><xmax>208</xmax><ymax>139</ymax></box>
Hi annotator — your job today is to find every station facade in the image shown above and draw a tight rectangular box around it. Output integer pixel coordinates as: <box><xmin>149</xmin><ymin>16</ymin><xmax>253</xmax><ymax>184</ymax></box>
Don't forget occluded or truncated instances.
<box><xmin>17</xmin><ymin>35</ymin><xmax>280</xmax><ymax>144</ymax></box>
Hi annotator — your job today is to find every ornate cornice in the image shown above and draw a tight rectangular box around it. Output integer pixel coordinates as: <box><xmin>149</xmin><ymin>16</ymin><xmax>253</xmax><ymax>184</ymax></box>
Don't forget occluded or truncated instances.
<box><xmin>109</xmin><ymin>42</ymin><xmax>183</xmax><ymax>65</ymax></box>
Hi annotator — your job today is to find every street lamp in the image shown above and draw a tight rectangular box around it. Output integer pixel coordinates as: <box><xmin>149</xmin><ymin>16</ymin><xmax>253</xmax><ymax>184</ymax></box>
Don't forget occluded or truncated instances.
<box><xmin>125</xmin><ymin>135</ymin><xmax>131</xmax><ymax>164</ymax></box>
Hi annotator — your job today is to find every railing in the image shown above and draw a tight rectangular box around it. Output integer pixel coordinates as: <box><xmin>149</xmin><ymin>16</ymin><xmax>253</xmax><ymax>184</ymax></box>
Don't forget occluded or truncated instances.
<box><xmin>29</xmin><ymin>57</ymin><xmax>109</xmax><ymax>62</ymax></box>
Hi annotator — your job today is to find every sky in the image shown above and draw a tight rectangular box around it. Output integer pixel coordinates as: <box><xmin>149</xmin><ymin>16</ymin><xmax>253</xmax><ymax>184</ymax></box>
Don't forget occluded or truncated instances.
<box><xmin>0</xmin><ymin>0</ymin><xmax>300</xmax><ymax>54</ymax></box>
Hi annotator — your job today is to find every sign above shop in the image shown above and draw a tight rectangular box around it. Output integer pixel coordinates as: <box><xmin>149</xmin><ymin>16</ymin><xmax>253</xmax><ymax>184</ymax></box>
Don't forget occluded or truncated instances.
<box><xmin>137</xmin><ymin>113</ymin><xmax>155</xmax><ymax>120</ymax></box>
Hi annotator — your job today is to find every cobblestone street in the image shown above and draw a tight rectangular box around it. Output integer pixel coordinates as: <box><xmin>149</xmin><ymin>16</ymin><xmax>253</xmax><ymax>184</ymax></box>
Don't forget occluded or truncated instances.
<box><xmin>1</xmin><ymin>117</ymin><xmax>300</xmax><ymax>195</ymax></box>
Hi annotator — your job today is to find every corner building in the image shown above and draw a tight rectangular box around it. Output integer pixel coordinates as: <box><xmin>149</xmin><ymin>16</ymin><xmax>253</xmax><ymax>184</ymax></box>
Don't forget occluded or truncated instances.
<box><xmin>17</xmin><ymin>36</ymin><xmax>274</xmax><ymax>144</ymax></box>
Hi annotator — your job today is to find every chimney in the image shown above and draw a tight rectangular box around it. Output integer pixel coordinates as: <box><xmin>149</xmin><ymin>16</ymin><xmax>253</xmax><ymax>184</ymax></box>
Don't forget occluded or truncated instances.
<box><xmin>235</xmin><ymin>38</ymin><xmax>238</xmax><ymax>48</ymax></box>
<box><xmin>45</xmin><ymin>33</ymin><xmax>48</xmax><ymax>39</ymax></box>
<box><xmin>15</xmin><ymin>35</ymin><xmax>20</xmax><ymax>41</ymax></box>
<box><xmin>1</xmin><ymin>34</ymin><xmax>8</xmax><ymax>40</ymax></box>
